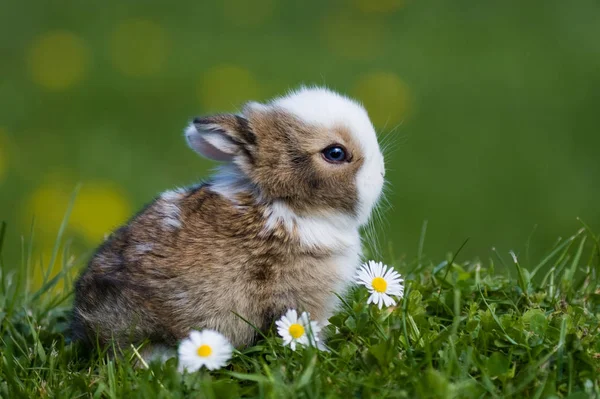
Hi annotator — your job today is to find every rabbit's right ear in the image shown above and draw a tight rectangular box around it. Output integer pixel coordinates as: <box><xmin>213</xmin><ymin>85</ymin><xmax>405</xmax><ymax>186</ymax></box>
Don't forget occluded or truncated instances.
<box><xmin>185</xmin><ymin>115</ymin><xmax>255</xmax><ymax>162</ymax></box>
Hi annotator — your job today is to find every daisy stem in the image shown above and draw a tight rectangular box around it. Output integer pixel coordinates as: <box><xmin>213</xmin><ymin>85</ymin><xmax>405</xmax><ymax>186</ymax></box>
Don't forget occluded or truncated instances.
<box><xmin>368</xmin><ymin>306</ymin><xmax>389</xmax><ymax>340</ymax></box>
<box><xmin>435</xmin><ymin>237</ymin><xmax>469</xmax><ymax>313</ymax></box>
<box><xmin>401</xmin><ymin>282</ymin><xmax>414</xmax><ymax>364</ymax></box>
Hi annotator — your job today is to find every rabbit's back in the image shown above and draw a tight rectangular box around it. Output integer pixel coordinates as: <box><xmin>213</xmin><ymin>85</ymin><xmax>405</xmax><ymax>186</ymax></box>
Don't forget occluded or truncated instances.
<box><xmin>71</xmin><ymin>182</ymin><xmax>359</xmax><ymax>348</ymax></box>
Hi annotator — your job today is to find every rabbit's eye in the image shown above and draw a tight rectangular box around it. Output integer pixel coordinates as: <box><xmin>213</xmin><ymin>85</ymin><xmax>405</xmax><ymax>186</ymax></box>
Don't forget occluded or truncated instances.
<box><xmin>322</xmin><ymin>145</ymin><xmax>349</xmax><ymax>164</ymax></box>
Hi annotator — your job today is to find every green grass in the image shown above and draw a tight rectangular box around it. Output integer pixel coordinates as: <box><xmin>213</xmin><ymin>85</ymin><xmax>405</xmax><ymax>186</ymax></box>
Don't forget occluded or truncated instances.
<box><xmin>1</xmin><ymin>215</ymin><xmax>599</xmax><ymax>398</ymax></box>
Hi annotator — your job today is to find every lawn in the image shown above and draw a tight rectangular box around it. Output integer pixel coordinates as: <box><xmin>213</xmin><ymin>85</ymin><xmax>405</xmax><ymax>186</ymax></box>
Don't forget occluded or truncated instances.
<box><xmin>1</xmin><ymin>214</ymin><xmax>599</xmax><ymax>398</ymax></box>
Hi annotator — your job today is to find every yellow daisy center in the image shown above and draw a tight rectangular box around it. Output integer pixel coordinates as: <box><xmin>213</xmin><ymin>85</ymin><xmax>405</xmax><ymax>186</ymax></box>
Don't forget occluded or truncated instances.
<box><xmin>196</xmin><ymin>344</ymin><xmax>212</xmax><ymax>357</ymax></box>
<box><xmin>372</xmin><ymin>277</ymin><xmax>387</xmax><ymax>293</ymax></box>
<box><xmin>288</xmin><ymin>323</ymin><xmax>305</xmax><ymax>339</ymax></box>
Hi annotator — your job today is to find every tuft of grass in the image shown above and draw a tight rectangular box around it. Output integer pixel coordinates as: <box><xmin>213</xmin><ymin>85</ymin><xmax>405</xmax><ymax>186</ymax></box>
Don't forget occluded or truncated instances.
<box><xmin>1</xmin><ymin>215</ymin><xmax>599</xmax><ymax>398</ymax></box>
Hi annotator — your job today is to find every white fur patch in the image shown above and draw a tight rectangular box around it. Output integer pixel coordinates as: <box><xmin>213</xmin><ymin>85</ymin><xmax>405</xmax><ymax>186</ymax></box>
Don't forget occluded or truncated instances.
<box><xmin>135</xmin><ymin>243</ymin><xmax>154</xmax><ymax>254</ymax></box>
<box><xmin>263</xmin><ymin>201</ymin><xmax>296</xmax><ymax>232</ymax></box>
<box><xmin>271</xmin><ymin>86</ymin><xmax>385</xmax><ymax>225</ymax></box>
<box><xmin>327</xmin><ymin>251</ymin><xmax>363</xmax><ymax>315</ymax></box>
<box><xmin>263</xmin><ymin>200</ymin><xmax>361</xmax><ymax>252</ymax></box>
<box><xmin>159</xmin><ymin>189</ymin><xmax>185</xmax><ymax>229</ymax></box>
<box><xmin>208</xmin><ymin>165</ymin><xmax>255</xmax><ymax>205</ymax></box>
<box><xmin>263</xmin><ymin>201</ymin><xmax>363</xmax><ymax>321</ymax></box>
<box><xmin>271</xmin><ymin>87</ymin><xmax>373</xmax><ymax>136</ymax></box>
<box><xmin>141</xmin><ymin>344</ymin><xmax>177</xmax><ymax>366</ymax></box>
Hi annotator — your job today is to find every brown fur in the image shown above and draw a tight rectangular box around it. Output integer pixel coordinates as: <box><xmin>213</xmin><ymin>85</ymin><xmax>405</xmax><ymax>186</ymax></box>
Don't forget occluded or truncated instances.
<box><xmin>72</xmin><ymin>186</ymin><xmax>344</xmax><ymax>348</ymax></box>
<box><xmin>238</xmin><ymin>107</ymin><xmax>363</xmax><ymax>215</ymax></box>
<box><xmin>72</xmin><ymin>104</ymin><xmax>370</xmax><ymax>350</ymax></box>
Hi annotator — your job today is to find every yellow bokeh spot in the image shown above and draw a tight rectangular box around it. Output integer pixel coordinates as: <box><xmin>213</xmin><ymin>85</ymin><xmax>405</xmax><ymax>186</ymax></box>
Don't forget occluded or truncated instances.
<box><xmin>30</xmin><ymin>244</ymin><xmax>78</xmax><ymax>293</ymax></box>
<box><xmin>352</xmin><ymin>72</ymin><xmax>411</xmax><ymax>128</ymax></box>
<box><xmin>355</xmin><ymin>0</ymin><xmax>405</xmax><ymax>13</ymax></box>
<box><xmin>0</xmin><ymin>128</ymin><xmax>8</xmax><ymax>183</ymax></box>
<box><xmin>198</xmin><ymin>65</ymin><xmax>261</xmax><ymax>111</ymax></box>
<box><xmin>288</xmin><ymin>323</ymin><xmax>305</xmax><ymax>339</ymax></box>
<box><xmin>28</xmin><ymin>31</ymin><xmax>89</xmax><ymax>90</ymax></box>
<box><xmin>371</xmin><ymin>277</ymin><xmax>388</xmax><ymax>293</ymax></box>
<box><xmin>26</xmin><ymin>179</ymin><xmax>131</xmax><ymax>244</ymax></box>
<box><xmin>322</xmin><ymin>12</ymin><xmax>384</xmax><ymax>60</ymax></box>
<box><xmin>110</xmin><ymin>19</ymin><xmax>167</xmax><ymax>77</ymax></box>
<box><xmin>222</xmin><ymin>0</ymin><xmax>276</xmax><ymax>26</ymax></box>
<box><xmin>196</xmin><ymin>344</ymin><xmax>213</xmax><ymax>357</ymax></box>
<box><xmin>70</xmin><ymin>183</ymin><xmax>132</xmax><ymax>243</ymax></box>
<box><xmin>27</xmin><ymin>183</ymin><xmax>72</xmax><ymax>237</ymax></box>
<box><xmin>25</xmin><ymin>178</ymin><xmax>131</xmax><ymax>292</ymax></box>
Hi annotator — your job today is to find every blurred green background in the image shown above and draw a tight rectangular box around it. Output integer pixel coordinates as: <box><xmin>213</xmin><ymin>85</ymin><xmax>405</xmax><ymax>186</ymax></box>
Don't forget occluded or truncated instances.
<box><xmin>1</xmin><ymin>0</ymin><xmax>599</xmax><ymax>282</ymax></box>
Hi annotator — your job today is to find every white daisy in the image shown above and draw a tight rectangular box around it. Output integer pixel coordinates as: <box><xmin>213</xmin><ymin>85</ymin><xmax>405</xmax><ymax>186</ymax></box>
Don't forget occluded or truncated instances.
<box><xmin>275</xmin><ymin>309</ymin><xmax>321</xmax><ymax>351</ymax></box>
<box><xmin>178</xmin><ymin>329</ymin><xmax>233</xmax><ymax>372</ymax></box>
<box><xmin>355</xmin><ymin>260</ymin><xmax>404</xmax><ymax>309</ymax></box>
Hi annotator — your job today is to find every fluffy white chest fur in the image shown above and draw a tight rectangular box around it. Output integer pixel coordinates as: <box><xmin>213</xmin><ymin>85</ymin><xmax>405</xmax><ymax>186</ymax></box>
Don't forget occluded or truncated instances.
<box><xmin>262</xmin><ymin>199</ymin><xmax>363</xmax><ymax>314</ymax></box>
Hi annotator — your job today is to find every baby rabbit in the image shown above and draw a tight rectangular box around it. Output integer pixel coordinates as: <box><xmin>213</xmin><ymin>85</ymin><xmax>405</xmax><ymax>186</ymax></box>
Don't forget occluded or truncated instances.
<box><xmin>71</xmin><ymin>86</ymin><xmax>385</xmax><ymax>353</ymax></box>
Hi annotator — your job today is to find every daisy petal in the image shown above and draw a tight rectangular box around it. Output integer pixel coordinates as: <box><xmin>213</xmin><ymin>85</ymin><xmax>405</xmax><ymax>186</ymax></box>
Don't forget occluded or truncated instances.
<box><xmin>189</xmin><ymin>330</ymin><xmax>202</xmax><ymax>346</ymax></box>
<box><xmin>367</xmin><ymin>292</ymin><xmax>377</xmax><ymax>305</ymax></box>
<box><xmin>299</xmin><ymin>312</ymin><xmax>310</xmax><ymax>324</ymax></box>
<box><xmin>382</xmin><ymin>293</ymin><xmax>396</xmax><ymax>307</ymax></box>
<box><xmin>285</xmin><ymin>309</ymin><xmax>298</xmax><ymax>323</ymax></box>
<box><xmin>377</xmin><ymin>262</ymin><xmax>385</xmax><ymax>277</ymax></box>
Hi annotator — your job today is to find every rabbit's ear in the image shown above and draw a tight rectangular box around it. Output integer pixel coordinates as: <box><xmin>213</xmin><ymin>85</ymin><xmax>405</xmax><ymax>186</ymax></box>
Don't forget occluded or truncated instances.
<box><xmin>185</xmin><ymin>115</ymin><xmax>255</xmax><ymax>162</ymax></box>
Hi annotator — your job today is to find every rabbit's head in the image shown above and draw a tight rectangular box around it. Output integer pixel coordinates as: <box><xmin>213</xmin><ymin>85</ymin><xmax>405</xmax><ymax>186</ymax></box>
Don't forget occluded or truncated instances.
<box><xmin>185</xmin><ymin>86</ymin><xmax>385</xmax><ymax>226</ymax></box>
